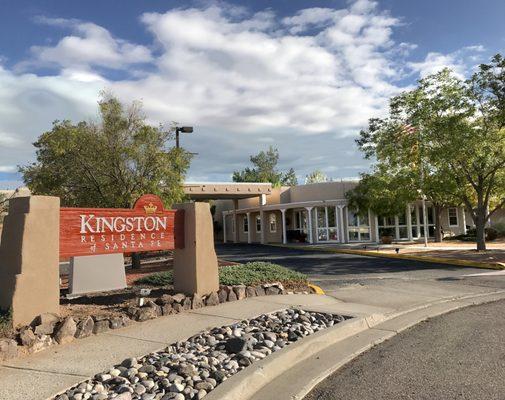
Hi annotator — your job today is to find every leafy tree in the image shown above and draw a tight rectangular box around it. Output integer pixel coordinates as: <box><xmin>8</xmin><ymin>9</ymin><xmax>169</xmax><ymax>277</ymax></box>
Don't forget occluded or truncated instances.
<box><xmin>356</xmin><ymin>55</ymin><xmax>505</xmax><ymax>250</ymax></box>
<box><xmin>305</xmin><ymin>169</ymin><xmax>328</xmax><ymax>184</ymax></box>
<box><xmin>20</xmin><ymin>94</ymin><xmax>192</xmax><ymax>208</ymax></box>
<box><xmin>0</xmin><ymin>192</ymin><xmax>7</xmax><ymax>224</ymax></box>
<box><xmin>233</xmin><ymin>146</ymin><xmax>297</xmax><ymax>186</ymax></box>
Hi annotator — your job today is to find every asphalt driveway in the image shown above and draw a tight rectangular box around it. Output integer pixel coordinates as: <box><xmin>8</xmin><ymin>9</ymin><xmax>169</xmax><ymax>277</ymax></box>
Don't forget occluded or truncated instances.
<box><xmin>304</xmin><ymin>299</ymin><xmax>505</xmax><ymax>400</ymax></box>
<box><xmin>216</xmin><ymin>243</ymin><xmax>505</xmax><ymax>286</ymax></box>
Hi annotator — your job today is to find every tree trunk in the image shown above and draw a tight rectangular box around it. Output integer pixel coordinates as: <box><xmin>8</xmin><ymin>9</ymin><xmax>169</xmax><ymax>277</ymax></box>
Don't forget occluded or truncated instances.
<box><xmin>475</xmin><ymin>208</ymin><xmax>487</xmax><ymax>251</ymax></box>
<box><xmin>434</xmin><ymin>205</ymin><xmax>443</xmax><ymax>243</ymax></box>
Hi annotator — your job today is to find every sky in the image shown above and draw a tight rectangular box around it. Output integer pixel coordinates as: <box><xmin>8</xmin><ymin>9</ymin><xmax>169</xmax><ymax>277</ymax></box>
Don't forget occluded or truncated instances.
<box><xmin>1</xmin><ymin>0</ymin><xmax>504</xmax><ymax>188</ymax></box>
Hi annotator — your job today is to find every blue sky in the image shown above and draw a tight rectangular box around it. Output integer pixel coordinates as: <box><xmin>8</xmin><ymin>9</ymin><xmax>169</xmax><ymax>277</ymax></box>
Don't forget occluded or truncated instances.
<box><xmin>1</xmin><ymin>0</ymin><xmax>504</xmax><ymax>188</ymax></box>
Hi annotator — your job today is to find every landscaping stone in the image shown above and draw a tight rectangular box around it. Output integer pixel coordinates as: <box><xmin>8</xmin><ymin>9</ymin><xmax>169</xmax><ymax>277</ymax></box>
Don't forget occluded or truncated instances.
<box><xmin>157</xmin><ymin>294</ymin><xmax>174</xmax><ymax>305</ymax></box>
<box><xmin>0</xmin><ymin>338</ymin><xmax>18</xmax><ymax>361</ymax></box>
<box><xmin>227</xmin><ymin>287</ymin><xmax>238</xmax><ymax>302</ymax></box>
<box><xmin>53</xmin><ymin>309</ymin><xmax>347</xmax><ymax>400</ymax></box>
<box><xmin>54</xmin><ymin>317</ymin><xmax>77</xmax><ymax>345</ymax></box>
<box><xmin>19</xmin><ymin>327</ymin><xmax>37</xmax><ymax>347</ymax></box>
<box><xmin>217</xmin><ymin>287</ymin><xmax>228</xmax><ymax>303</ymax></box>
<box><xmin>191</xmin><ymin>294</ymin><xmax>204</xmax><ymax>309</ymax></box>
<box><xmin>182</xmin><ymin>297</ymin><xmax>192</xmax><ymax>310</ymax></box>
<box><xmin>246</xmin><ymin>286</ymin><xmax>257</xmax><ymax>298</ymax></box>
<box><xmin>161</xmin><ymin>304</ymin><xmax>173</xmax><ymax>316</ymax></box>
<box><xmin>33</xmin><ymin>313</ymin><xmax>59</xmax><ymax>335</ymax></box>
<box><xmin>233</xmin><ymin>285</ymin><xmax>246</xmax><ymax>300</ymax></box>
<box><xmin>205</xmin><ymin>292</ymin><xmax>220</xmax><ymax>306</ymax></box>
<box><xmin>93</xmin><ymin>319</ymin><xmax>111</xmax><ymax>334</ymax></box>
<box><xmin>255</xmin><ymin>285</ymin><xmax>266</xmax><ymax>296</ymax></box>
<box><xmin>265</xmin><ymin>286</ymin><xmax>280</xmax><ymax>296</ymax></box>
<box><xmin>172</xmin><ymin>294</ymin><xmax>185</xmax><ymax>304</ymax></box>
<box><xmin>30</xmin><ymin>334</ymin><xmax>53</xmax><ymax>353</ymax></box>
<box><xmin>75</xmin><ymin>316</ymin><xmax>95</xmax><ymax>339</ymax></box>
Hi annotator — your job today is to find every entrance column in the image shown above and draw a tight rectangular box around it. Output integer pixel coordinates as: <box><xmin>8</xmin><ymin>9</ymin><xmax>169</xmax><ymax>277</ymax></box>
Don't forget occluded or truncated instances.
<box><xmin>259</xmin><ymin>194</ymin><xmax>266</xmax><ymax>244</ymax></box>
<box><xmin>337</xmin><ymin>205</ymin><xmax>345</xmax><ymax>243</ymax></box>
<box><xmin>374</xmin><ymin>215</ymin><xmax>380</xmax><ymax>243</ymax></box>
<box><xmin>406</xmin><ymin>204</ymin><xmax>413</xmax><ymax>241</ymax></box>
<box><xmin>462</xmin><ymin>207</ymin><xmax>467</xmax><ymax>234</ymax></box>
<box><xmin>246</xmin><ymin>212</ymin><xmax>252</xmax><ymax>244</ymax></box>
<box><xmin>305</xmin><ymin>207</ymin><xmax>314</xmax><ymax>244</ymax></box>
<box><xmin>222</xmin><ymin>211</ymin><xmax>227</xmax><ymax>243</ymax></box>
<box><xmin>281</xmin><ymin>209</ymin><xmax>287</xmax><ymax>244</ymax></box>
<box><xmin>233</xmin><ymin>199</ymin><xmax>239</xmax><ymax>243</ymax></box>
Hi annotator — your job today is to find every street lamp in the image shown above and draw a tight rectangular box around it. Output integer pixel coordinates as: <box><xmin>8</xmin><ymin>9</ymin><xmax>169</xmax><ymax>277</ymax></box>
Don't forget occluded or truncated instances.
<box><xmin>175</xmin><ymin>126</ymin><xmax>193</xmax><ymax>149</ymax></box>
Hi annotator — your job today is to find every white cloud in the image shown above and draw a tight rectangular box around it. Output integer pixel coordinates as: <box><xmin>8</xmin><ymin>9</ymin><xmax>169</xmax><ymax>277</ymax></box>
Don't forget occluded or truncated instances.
<box><xmin>408</xmin><ymin>46</ymin><xmax>486</xmax><ymax>79</ymax></box>
<box><xmin>19</xmin><ymin>17</ymin><xmax>152</xmax><ymax>71</ymax></box>
<box><xmin>0</xmin><ymin>1</ymin><xmax>489</xmax><ymax>185</ymax></box>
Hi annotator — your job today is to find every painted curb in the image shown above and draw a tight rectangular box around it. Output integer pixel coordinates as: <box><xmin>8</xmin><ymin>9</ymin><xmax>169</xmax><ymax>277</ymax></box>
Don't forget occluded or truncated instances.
<box><xmin>269</xmin><ymin>243</ymin><xmax>505</xmax><ymax>270</ymax></box>
<box><xmin>307</xmin><ymin>283</ymin><xmax>325</xmax><ymax>295</ymax></box>
<box><xmin>206</xmin><ymin>290</ymin><xmax>505</xmax><ymax>400</ymax></box>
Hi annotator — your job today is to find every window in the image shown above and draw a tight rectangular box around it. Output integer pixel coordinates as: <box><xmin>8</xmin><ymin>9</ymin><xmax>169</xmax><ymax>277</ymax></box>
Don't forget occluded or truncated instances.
<box><xmin>347</xmin><ymin>209</ymin><xmax>370</xmax><ymax>242</ymax></box>
<box><xmin>243</xmin><ymin>215</ymin><xmax>248</xmax><ymax>233</ymax></box>
<box><xmin>448</xmin><ymin>207</ymin><xmax>459</xmax><ymax>226</ymax></box>
<box><xmin>256</xmin><ymin>215</ymin><xmax>262</xmax><ymax>233</ymax></box>
<box><xmin>269</xmin><ymin>213</ymin><xmax>277</xmax><ymax>233</ymax></box>
<box><xmin>316</xmin><ymin>206</ymin><xmax>339</xmax><ymax>242</ymax></box>
<box><xmin>232</xmin><ymin>217</ymin><xmax>235</xmax><ymax>233</ymax></box>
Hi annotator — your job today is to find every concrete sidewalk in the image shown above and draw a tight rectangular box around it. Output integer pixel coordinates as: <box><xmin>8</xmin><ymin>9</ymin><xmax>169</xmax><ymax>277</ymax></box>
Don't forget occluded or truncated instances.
<box><xmin>2</xmin><ymin>279</ymin><xmax>505</xmax><ymax>400</ymax></box>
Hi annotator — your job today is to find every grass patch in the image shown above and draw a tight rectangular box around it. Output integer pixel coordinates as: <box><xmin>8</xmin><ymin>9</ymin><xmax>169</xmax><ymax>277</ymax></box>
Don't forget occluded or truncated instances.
<box><xmin>135</xmin><ymin>262</ymin><xmax>308</xmax><ymax>288</ymax></box>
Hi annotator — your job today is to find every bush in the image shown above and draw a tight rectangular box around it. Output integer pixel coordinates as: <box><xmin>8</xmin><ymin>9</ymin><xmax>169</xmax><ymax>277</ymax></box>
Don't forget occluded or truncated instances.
<box><xmin>136</xmin><ymin>262</ymin><xmax>308</xmax><ymax>287</ymax></box>
<box><xmin>486</xmin><ymin>227</ymin><xmax>499</xmax><ymax>241</ymax></box>
<box><xmin>492</xmin><ymin>222</ymin><xmax>505</xmax><ymax>237</ymax></box>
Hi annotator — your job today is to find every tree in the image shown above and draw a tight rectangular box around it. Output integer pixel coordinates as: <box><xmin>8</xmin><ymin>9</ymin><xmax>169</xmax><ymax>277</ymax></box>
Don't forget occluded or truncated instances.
<box><xmin>233</xmin><ymin>146</ymin><xmax>297</xmax><ymax>186</ymax></box>
<box><xmin>356</xmin><ymin>55</ymin><xmax>505</xmax><ymax>250</ymax></box>
<box><xmin>20</xmin><ymin>94</ymin><xmax>192</xmax><ymax>208</ymax></box>
<box><xmin>305</xmin><ymin>169</ymin><xmax>328</xmax><ymax>184</ymax></box>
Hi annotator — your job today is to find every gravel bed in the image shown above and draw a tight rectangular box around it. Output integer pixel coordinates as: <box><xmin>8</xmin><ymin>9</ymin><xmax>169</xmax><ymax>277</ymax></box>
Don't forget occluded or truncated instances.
<box><xmin>54</xmin><ymin>309</ymin><xmax>349</xmax><ymax>400</ymax></box>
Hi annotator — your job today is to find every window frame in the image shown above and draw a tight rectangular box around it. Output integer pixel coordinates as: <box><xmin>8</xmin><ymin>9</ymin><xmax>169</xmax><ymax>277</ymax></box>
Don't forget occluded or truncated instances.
<box><xmin>256</xmin><ymin>215</ymin><xmax>262</xmax><ymax>233</ymax></box>
<box><xmin>448</xmin><ymin>207</ymin><xmax>459</xmax><ymax>227</ymax></box>
<box><xmin>269</xmin><ymin>213</ymin><xmax>277</xmax><ymax>233</ymax></box>
<box><xmin>243</xmin><ymin>215</ymin><xmax>248</xmax><ymax>233</ymax></box>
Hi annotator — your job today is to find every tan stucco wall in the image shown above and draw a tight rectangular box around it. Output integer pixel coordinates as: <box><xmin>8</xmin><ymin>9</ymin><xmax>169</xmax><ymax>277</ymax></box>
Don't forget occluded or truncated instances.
<box><xmin>288</xmin><ymin>181</ymin><xmax>357</xmax><ymax>203</ymax></box>
<box><xmin>0</xmin><ymin>196</ymin><xmax>60</xmax><ymax>326</ymax></box>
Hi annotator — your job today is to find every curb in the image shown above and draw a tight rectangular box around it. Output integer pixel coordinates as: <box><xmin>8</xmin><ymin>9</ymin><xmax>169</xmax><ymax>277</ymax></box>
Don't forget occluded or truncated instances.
<box><xmin>206</xmin><ymin>289</ymin><xmax>505</xmax><ymax>400</ymax></box>
<box><xmin>269</xmin><ymin>244</ymin><xmax>505</xmax><ymax>270</ymax></box>
<box><xmin>307</xmin><ymin>284</ymin><xmax>325</xmax><ymax>295</ymax></box>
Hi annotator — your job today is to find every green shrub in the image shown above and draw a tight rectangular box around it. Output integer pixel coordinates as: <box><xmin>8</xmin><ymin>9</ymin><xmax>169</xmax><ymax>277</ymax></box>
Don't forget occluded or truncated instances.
<box><xmin>492</xmin><ymin>222</ymin><xmax>505</xmax><ymax>237</ymax></box>
<box><xmin>0</xmin><ymin>309</ymin><xmax>13</xmax><ymax>338</ymax></box>
<box><xmin>135</xmin><ymin>262</ymin><xmax>308</xmax><ymax>287</ymax></box>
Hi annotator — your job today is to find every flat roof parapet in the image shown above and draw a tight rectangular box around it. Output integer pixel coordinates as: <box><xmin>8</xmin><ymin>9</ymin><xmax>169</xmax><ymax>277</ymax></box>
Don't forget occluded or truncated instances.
<box><xmin>183</xmin><ymin>182</ymin><xmax>272</xmax><ymax>200</ymax></box>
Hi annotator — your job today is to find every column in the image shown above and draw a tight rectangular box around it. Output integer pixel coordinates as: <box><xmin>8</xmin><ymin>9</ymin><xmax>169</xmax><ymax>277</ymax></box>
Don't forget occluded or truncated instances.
<box><xmin>246</xmin><ymin>212</ymin><xmax>252</xmax><ymax>244</ymax></box>
<box><xmin>281</xmin><ymin>209</ymin><xmax>287</xmax><ymax>244</ymax></box>
<box><xmin>259</xmin><ymin>194</ymin><xmax>266</xmax><ymax>244</ymax></box>
<box><xmin>374</xmin><ymin>215</ymin><xmax>380</xmax><ymax>243</ymax></box>
<box><xmin>462</xmin><ymin>206</ymin><xmax>467</xmax><ymax>234</ymax></box>
<box><xmin>337</xmin><ymin>205</ymin><xmax>345</xmax><ymax>243</ymax></box>
<box><xmin>306</xmin><ymin>207</ymin><xmax>314</xmax><ymax>244</ymax></box>
<box><xmin>222</xmin><ymin>211</ymin><xmax>227</xmax><ymax>243</ymax></box>
<box><xmin>406</xmin><ymin>204</ymin><xmax>413</xmax><ymax>241</ymax></box>
<box><xmin>233</xmin><ymin>199</ymin><xmax>239</xmax><ymax>243</ymax></box>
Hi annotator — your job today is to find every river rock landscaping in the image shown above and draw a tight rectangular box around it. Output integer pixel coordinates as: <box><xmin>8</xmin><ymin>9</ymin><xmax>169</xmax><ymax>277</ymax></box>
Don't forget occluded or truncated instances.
<box><xmin>53</xmin><ymin>308</ymin><xmax>349</xmax><ymax>400</ymax></box>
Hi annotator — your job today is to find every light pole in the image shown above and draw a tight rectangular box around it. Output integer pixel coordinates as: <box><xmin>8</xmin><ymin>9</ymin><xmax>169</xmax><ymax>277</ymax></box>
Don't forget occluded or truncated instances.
<box><xmin>175</xmin><ymin>126</ymin><xmax>193</xmax><ymax>149</ymax></box>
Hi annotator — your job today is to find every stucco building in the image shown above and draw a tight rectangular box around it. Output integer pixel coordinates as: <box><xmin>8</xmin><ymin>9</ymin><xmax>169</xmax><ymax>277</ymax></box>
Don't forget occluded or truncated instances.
<box><xmin>212</xmin><ymin>181</ymin><xmax>504</xmax><ymax>245</ymax></box>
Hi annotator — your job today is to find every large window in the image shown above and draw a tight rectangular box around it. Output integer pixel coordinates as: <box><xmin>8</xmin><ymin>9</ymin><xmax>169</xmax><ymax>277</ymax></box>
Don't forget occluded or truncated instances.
<box><xmin>378</xmin><ymin>211</ymin><xmax>409</xmax><ymax>240</ymax></box>
<box><xmin>269</xmin><ymin>213</ymin><xmax>277</xmax><ymax>233</ymax></box>
<box><xmin>243</xmin><ymin>215</ymin><xmax>248</xmax><ymax>233</ymax></box>
<box><xmin>448</xmin><ymin>207</ymin><xmax>459</xmax><ymax>226</ymax></box>
<box><xmin>316</xmin><ymin>206</ymin><xmax>338</xmax><ymax>242</ymax></box>
<box><xmin>256</xmin><ymin>215</ymin><xmax>262</xmax><ymax>233</ymax></box>
<box><xmin>418</xmin><ymin>205</ymin><xmax>435</xmax><ymax>237</ymax></box>
<box><xmin>347</xmin><ymin>209</ymin><xmax>370</xmax><ymax>242</ymax></box>
<box><xmin>294</xmin><ymin>210</ymin><xmax>307</xmax><ymax>233</ymax></box>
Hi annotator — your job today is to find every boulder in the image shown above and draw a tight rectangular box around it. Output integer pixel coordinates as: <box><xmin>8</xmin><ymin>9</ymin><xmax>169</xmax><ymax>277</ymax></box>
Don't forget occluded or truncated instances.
<box><xmin>29</xmin><ymin>334</ymin><xmax>53</xmax><ymax>353</ymax></box>
<box><xmin>33</xmin><ymin>313</ymin><xmax>59</xmax><ymax>335</ymax></box>
<box><xmin>19</xmin><ymin>327</ymin><xmax>37</xmax><ymax>347</ymax></box>
<box><xmin>225</xmin><ymin>337</ymin><xmax>248</xmax><ymax>354</ymax></box>
<box><xmin>161</xmin><ymin>304</ymin><xmax>173</xmax><ymax>316</ymax></box>
<box><xmin>156</xmin><ymin>294</ymin><xmax>174</xmax><ymax>305</ymax></box>
<box><xmin>183</xmin><ymin>297</ymin><xmax>192</xmax><ymax>310</ymax></box>
<box><xmin>93</xmin><ymin>318</ymin><xmax>111</xmax><ymax>334</ymax></box>
<box><xmin>172</xmin><ymin>293</ymin><xmax>186</xmax><ymax>304</ymax></box>
<box><xmin>191</xmin><ymin>294</ymin><xmax>204</xmax><ymax>309</ymax></box>
<box><xmin>54</xmin><ymin>317</ymin><xmax>77</xmax><ymax>345</ymax></box>
<box><xmin>246</xmin><ymin>286</ymin><xmax>257</xmax><ymax>298</ymax></box>
<box><xmin>205</xmin><ymin>292</ymin><xmax>220</xmax><ymax>307</ymax></box>
<box><xmin>255</xmin><ymin>285</ymin><xmax>266</xmax><ymax>296</ymax></box>
<box><xmin>172</xmin><ymin>303</ymin><xmax>183</xmax><ymax>313</ymax></box>
<box><xmin>75</xmin><ymin>316</ymin><xmax>94</xmax><ymax>339</ymax></box>
<box><xmin>233</xmin><ymin>285</ymin><xmax>246</xmax><ymax>300</ymax></box>
<box><xmin>265</xmin><ymin>286</ymin><xmax>280</xmax><ymax>296</ymax></box>
<box><xmin>217</xmin><ymin>287</ymin><xmax>228</xmax><ymax>303</ymax></box>
<box><xmin>227</xmin><ymin>287</ymin><xmax>238</xmax><ymax>302</ymax></box>
<box><xmin>0</xmin><ymin>338</ymin><xmax>18</xmax><ymax>361</ymax></box>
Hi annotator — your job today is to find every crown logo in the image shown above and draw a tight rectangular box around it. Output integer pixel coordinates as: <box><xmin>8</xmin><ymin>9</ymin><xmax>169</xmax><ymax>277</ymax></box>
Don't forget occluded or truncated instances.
<box><xmin>144</xmin><ymin>202</ymin><xmax>158</xmax><ymax>214</ymax></box>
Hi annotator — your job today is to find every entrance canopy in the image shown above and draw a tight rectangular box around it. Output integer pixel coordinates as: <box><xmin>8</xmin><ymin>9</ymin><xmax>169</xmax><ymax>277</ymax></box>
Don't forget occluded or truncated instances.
<box><xmin>183</xmin><ymin>182</ymin><xmax>272</xmax><ymax>200</ymax></box>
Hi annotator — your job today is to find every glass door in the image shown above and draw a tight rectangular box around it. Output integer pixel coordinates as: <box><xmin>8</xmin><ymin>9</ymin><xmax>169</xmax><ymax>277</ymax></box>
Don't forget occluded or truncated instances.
<box><xmin>316</xmin><ymin>206</ymin><xmax>339</xmax><ymax>242</ymax></box>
